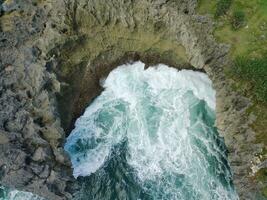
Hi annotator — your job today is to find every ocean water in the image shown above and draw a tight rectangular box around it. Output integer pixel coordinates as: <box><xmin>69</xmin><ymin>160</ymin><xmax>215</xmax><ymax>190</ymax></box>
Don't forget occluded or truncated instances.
<box><xmin>65</xmin><ymin>61</ymin><xmax>239</xmax><ymax>200</ymax></box>
<box><xmin>0</xmin><ymin>186</ymin><xmax>44</xmax><ymax>200</ymax></box>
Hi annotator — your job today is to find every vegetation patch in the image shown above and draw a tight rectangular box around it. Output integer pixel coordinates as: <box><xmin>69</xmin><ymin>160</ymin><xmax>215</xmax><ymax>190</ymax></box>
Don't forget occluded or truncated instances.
<box><xmin>231</xmin><ymin>10</ymin><xmax>245</xmax><ymax>30</ymax></box>
<box><xmin>198</xmin><ymin>0</ymin><xmax>267</xmax><ymax>57</ymax></box>
<box><xmin>255</xmin><ymin>167</ymin><xmax>267</xmax><ymax>197</ymax></box>
<box><xmin>197</xmin><ymin>1</ymin><xmax>267</xmax><ymax>197</ymax></box>
<box><xmin>215</xmin><ymin>0</ymin><xmax>232</xmax><ymax>18</ymax></box>
<box><xmin>229</xmin><ymin>56</ymin><xmax>267</xmax><ymax>103</ymax></box>
<box><xmin>198</xmin><ymin>0</ymin><xmax>267</xmax><ymax>105</ymax></box>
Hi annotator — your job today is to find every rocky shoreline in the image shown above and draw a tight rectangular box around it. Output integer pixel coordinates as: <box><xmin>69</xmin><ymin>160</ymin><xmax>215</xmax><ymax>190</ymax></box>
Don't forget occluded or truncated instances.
<box><xmin>0</xmin><ymin>0</ymin><xmax>265</xmax><ymax>199</ymax></box>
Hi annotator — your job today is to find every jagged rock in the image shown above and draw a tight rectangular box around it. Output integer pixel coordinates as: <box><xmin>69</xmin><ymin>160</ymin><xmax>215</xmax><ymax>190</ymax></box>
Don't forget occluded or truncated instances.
<box><xmin>0</xmin><ymin>165</ymin><xmax>7</xmax><ymax>181</ymax></box>
<box><xmin>39</xmin><ymin>164</ymin><xmax>50</xmax><ymax>179</ymax></box>
<box><xmin>41</xmin><ymin>124</ymin><xmax>64</xmax><ymax>148</ymax></box>
<box><xmin>1</xmin><ymin>0</ymin><xmax>18</xmax><ymax>13</ymax></box>
<box><xmin>32</xmin><ymin>147</ymin><xmax>51</xmax><ymax>162</ymax></box>
<box><xmin>30</xmin><ymin>162</ymin><xmax>45</xmax><ymax>175</ymax></box>
<box><xmin>0</xmin><ymin>131</ymin><xmax>9</xmax><ymax>145</ymax></box>
<box><xmin>53</xmin><ymin>147</ymin><xmax>71</xmax><ymax>166</ymax></box>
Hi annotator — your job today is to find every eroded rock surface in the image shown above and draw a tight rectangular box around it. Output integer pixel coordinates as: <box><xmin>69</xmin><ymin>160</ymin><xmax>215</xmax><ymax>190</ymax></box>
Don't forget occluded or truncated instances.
<box><xmin>0</xmin><ymin>0</ymin><xmax>265</xmax><ymax>199</ymax></box>
<box><xmin>0</xmin><ymin>0</ymin><xmax>75</xmax><ymax>199</ymax></box>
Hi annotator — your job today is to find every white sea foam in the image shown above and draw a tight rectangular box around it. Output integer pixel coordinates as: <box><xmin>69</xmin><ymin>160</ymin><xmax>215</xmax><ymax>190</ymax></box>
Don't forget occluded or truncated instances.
<box><xmin>64</xmin><ymin>61</ymin><xmax>238</xmax><ymax>199</ymax></box>
<box><xmin>0</xmin><ymin>188</ymin><xmax>45</xmax><ymax>200</ymax></box>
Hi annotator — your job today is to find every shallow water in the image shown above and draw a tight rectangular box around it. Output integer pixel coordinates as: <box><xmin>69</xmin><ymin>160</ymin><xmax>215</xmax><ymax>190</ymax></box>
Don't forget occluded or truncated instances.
<box><xmin>65</xmin><ymin>61</ymin><xmax>238</xmax><ymax>200</ymax></box>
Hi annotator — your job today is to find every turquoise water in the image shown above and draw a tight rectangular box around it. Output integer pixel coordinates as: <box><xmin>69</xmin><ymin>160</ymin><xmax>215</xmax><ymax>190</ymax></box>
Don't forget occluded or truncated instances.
<box><xmin>65</xmin><ymin>62</ymin><xmax>239</xmax><ymax>200</ymax></box>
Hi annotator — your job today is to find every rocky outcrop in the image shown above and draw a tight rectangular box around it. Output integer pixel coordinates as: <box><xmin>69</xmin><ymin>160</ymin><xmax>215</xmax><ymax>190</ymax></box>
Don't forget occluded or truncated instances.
<box><xmin>0</xmin><ymin>0</ymin><xmax>75</xmax><ymax>199</ymax></box>
<box><xmin>0</xmin><ymin>0</ymin><xmax>266</xmax><ymax>199</ymax></box>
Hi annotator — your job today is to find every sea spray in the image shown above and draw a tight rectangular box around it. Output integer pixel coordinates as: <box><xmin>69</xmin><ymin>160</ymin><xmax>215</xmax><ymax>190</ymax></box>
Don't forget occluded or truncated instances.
<box><xmin>65</xmin><ymin>62</ymin><xmax>238</xmax><ymax>200</ymax></box>
<box><xmin>0</xmin><ymin>186</ymin><xmax>44</xmax><ymax>200</ymax></box>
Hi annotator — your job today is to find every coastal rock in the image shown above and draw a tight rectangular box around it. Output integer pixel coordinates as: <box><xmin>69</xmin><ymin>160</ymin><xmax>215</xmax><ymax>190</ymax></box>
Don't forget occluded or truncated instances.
<box><xmin>32</xmin><ymin>147</ymin><xmax>51</xmax><ymax>162</ymax></box>
<box><xmin>0</xmin><ymin>131</ymin><xmax>9</xmax><ymax>145</ymax></box>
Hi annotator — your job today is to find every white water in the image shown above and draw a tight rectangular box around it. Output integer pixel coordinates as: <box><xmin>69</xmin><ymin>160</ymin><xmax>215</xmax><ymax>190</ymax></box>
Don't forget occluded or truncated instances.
<box><xmin>65</xmin><ymin>61</ymin><xmax>239</xmax><ymax>200</ymax></box>
<box><xmin>0</xmin><ymin>186</ymin><xmax>44</xmax><ymax>200</ymax></box>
